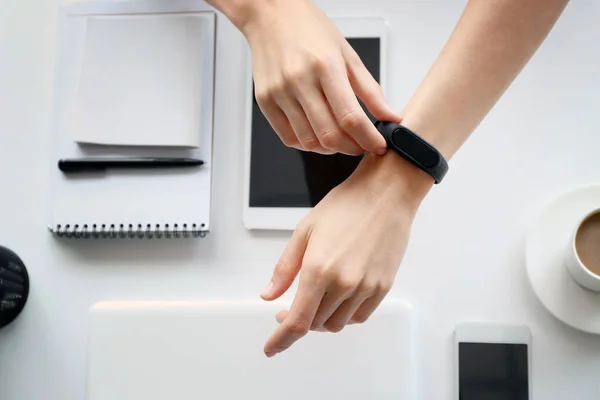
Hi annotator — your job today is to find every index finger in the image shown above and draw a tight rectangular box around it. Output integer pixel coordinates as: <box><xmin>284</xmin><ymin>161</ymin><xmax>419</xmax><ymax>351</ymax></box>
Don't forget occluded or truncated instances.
<box><xmin>263</xmin><ymin>275</ymin><xmax>325</xmax><ymax>357</ymax></box>
<box><xmin>319</xmin><ymin>66</ymin><xmax>386</xmax><ymax>154</ymax></box>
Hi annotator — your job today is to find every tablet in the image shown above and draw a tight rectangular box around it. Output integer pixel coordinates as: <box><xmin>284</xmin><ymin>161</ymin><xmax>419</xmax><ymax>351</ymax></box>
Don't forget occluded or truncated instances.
<box><xmin>242</xmin><ymin>17</ymin><xmax>389</xmax><ymax>230</ymax></box>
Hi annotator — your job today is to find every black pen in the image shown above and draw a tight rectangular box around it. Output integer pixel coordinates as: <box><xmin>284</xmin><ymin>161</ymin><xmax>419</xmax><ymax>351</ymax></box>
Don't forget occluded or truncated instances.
<box><xmin>58</xmin><ymin>157</ymin><xmax>204</xmax><ymax>173</ymax></box>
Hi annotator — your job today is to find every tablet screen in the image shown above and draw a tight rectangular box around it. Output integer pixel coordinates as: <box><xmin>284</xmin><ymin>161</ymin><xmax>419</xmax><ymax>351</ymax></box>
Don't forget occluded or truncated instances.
<box><xmin>249</xmin><ymin>37</ymin><xmax>381</xmax><ymax>208</ymax></box>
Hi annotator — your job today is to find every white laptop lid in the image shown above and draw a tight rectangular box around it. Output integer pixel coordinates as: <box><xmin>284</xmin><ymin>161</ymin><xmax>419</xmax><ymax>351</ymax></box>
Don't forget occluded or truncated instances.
<box><xmin>86</xmin><ymin>299</ymin><xmax>417</xmax><ymax>400</ymax></box>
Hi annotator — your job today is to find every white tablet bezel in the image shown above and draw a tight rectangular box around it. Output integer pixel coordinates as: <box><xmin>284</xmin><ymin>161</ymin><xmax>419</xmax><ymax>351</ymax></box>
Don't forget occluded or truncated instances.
<box><xmin>242</xmin><ymin>17</ymin><xmax>390</xmax><ymax>231</ymax></box>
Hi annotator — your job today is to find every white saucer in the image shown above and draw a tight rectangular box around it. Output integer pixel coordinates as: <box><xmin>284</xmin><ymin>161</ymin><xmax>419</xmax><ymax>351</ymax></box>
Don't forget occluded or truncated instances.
<box><xmin>526</xmin><ymin>184</ymin><xmax>600</xmax><ymax>334</ymax></box>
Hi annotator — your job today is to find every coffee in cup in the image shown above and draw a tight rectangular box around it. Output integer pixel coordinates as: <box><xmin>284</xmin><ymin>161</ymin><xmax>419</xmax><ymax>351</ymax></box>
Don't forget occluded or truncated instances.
<box><xmin>565</xmin><ymin>208</ymin><xmax>600</xmax><ymax>292</ymax></box>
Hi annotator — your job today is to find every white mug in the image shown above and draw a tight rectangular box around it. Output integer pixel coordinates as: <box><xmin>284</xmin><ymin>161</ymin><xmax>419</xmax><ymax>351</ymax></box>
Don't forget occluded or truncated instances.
<box><xmin>565</xmin><ymin>207</ymin><xmax>600</xmax><ymax>292</ymax></box>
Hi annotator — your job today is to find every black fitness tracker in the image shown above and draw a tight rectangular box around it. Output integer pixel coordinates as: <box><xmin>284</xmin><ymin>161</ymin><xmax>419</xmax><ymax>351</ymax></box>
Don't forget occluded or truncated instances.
<box><xmin>375</xmin><ymin>120</ymin><xmax>449</xmax><ymax>184</ymax></box>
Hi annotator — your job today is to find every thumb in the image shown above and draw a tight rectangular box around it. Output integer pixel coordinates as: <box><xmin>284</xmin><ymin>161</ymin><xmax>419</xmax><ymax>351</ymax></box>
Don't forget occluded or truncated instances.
<box><xmin>260</xmin><ymin>226</ymin><xmax>309</xmax><ymax>301</ymax></box>
<box><xmin>344</xmin><ymin>46</ymin><xmax>402</xmax><ymax>123</ymax></box>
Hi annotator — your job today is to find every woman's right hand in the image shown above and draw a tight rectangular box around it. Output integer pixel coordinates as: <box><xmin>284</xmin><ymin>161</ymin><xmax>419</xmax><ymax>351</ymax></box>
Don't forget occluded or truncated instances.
<box><xmin>239</xmin><ymin>0</ymin><xmax>401</xmax><ymax>156</ymax></box>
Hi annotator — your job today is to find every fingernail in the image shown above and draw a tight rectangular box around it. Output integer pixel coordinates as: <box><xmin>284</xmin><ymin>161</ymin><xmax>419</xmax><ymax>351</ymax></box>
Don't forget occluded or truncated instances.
<box><xmin>265</xmin><ymin>351</ymin><xmax>276</xmax><ymax>358</ymax></box>
<box><xmin>376</xmin><ymin>148</ymin><xmax>387</xmax><ymax>156</ymax></box>
<box><xmin>261</xmin><ymin>281</ymin><xmax>274</xmax><ymax>298</ymax></box>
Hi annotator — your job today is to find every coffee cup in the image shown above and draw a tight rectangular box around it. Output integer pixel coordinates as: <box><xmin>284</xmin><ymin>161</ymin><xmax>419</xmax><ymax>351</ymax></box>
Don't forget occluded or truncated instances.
<box><xmin>565</xmin><ymin>207</ymin><xmax>600</xmax><ymax>292</ymax></box>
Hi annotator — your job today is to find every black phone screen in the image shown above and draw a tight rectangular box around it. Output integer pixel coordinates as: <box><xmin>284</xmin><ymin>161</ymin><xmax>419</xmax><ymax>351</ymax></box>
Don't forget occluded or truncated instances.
<box><xmin>459</xmin><ymin>342</ymin><xmax>529</xmax><ymax>400</ymax></box>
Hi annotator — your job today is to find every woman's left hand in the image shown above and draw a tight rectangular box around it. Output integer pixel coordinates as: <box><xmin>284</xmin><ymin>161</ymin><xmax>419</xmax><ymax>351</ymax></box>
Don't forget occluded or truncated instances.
<box><xmin>260</xmin><ymin>153</ymin><xmax>432</xmax><ymax>357</ymax></box>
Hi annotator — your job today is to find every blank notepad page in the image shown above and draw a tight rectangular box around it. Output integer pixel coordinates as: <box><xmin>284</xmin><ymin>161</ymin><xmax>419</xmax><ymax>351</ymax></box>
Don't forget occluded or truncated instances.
<box><xmin>73</xmin><ymin>14</ymin><xmax>207</xmax><ymax>147</ymax></box>
<box><xmin>48</xmin><ymin>5</ymin><xmax>216</xmax><ymax>237</ymax></box>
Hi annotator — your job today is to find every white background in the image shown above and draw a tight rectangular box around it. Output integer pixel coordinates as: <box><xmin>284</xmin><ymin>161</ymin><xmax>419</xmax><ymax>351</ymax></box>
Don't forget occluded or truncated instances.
<box><xmin>0</xmin><ymin>0</ymin><xmax>599</xmax><ymax>399</ymax></box>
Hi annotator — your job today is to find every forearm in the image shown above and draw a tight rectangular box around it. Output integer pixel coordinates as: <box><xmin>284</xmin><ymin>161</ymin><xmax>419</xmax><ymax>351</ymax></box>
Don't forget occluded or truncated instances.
<box><xmin>400</xmin><ymin>0</ymin><xmax>568</xmax><ymax>159</ymax></box>
<box><xmin>361</xmin><ymin>0</ymin><xmax>569</xmax><ymax>206</ymax></box>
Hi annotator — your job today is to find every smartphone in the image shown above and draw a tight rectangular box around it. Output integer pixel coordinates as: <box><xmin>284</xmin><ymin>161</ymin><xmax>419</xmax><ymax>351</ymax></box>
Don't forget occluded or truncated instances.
<box><xmin>454</xmin><ymin>323</ymin><xmax>532</xmax><ymax>400</ymax></box>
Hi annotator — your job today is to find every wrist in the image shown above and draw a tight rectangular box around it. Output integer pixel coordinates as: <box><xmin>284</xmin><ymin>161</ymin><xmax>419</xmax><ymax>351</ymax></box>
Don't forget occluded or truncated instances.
<box><xmin>207</xmin><ymin>0</ymin><xmax>272</xmax><ymax>34</ymax></box>
<box><xmin>353</xmin><ymin>151</ymin><xmax>434</xmax><ymax>215</ymax></box>
<box><xmin>230</xmin><ymin>0</ymin><xmax>288</xmax><ymax>38</ymax></box>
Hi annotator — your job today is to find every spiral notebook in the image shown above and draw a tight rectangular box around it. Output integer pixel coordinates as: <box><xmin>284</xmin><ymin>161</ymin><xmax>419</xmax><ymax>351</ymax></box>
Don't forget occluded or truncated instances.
<box><xmin>47</xmin><ymin>0</ymin><xmax>216</xmax><ymax>239</ymax></box>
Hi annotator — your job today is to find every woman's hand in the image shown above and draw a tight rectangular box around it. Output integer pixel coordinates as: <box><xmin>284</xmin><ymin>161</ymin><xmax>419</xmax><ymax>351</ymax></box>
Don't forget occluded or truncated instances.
<box><xmin>260</xmin><ymin>153</ymin><xmax>433</xmax><ymax>357</ymax></box>
<box><xmin>241</xmin><ymin>0</ymin><xmax>400</xmax><ymax>155</ymax></box>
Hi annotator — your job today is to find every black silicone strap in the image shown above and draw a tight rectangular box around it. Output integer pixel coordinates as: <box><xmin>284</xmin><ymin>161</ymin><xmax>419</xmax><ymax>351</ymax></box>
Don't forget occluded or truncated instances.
<box><xmin>375</xmin><ymin>121</ymin><xmax>449</xmax><ymax>184</ymax></box>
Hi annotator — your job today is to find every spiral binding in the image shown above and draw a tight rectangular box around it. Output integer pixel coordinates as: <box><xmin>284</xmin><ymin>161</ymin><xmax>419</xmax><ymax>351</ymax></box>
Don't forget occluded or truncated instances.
<box><xmin>51</xmin><ymin>223</ymin><xmax>207</xmax><ymax>239</ymax></box>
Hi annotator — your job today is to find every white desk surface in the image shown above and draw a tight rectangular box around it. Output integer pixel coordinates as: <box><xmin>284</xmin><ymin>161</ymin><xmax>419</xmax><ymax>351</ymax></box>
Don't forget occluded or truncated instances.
<box><xmin>0</xmin><ymin>1</ymin><xmax>599</xmax><ymax>399</ymax></box>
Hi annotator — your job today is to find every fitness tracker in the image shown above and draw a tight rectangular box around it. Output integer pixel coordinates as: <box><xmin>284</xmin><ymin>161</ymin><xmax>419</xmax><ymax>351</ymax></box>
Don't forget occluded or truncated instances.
<box><xmin>375</xmin><ymin>120</ymin><xmax>449</xmax><ymax>184</ymax></box>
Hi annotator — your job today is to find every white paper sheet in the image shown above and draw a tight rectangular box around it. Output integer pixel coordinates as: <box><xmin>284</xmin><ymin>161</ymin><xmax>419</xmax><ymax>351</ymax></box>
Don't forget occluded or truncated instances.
<box><xmin>48</xmin><ymin>5</ymin><xmax>216</xmax><ymax>236</ymax></box>
<box><xmin>73</xmin><ymin>14</ymin><xmax>208</xmax><ymax>147</ymax></box>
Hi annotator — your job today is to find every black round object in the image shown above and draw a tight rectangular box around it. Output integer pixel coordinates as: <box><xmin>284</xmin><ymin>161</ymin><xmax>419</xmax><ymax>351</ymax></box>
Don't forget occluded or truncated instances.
<box><xmin>0</xmin><ymin>246</ymin><xmax>29</xmax><ymax>329</ymax></box>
